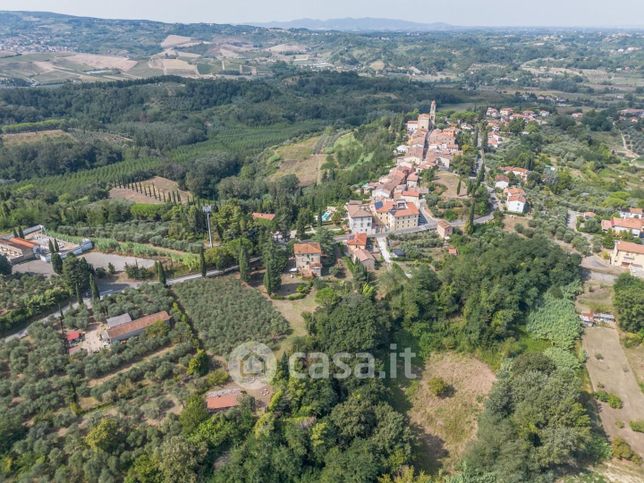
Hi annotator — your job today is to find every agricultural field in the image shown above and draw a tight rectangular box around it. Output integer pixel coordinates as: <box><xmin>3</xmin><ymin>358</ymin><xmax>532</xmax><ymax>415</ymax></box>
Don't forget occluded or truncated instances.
<box><xmin>173</xmin><ymin>277</ymin><xmax>290</xmax><ymax>355</ymax></box>
<box><xmin>109</xmin><ymin>176</ymin><xmax>193</xmax><ymax>205</ymax></box>
<box><xmin>267</xmin><ymin>134</ymin><xmax>323</xmax><ymax>186</ymax></box>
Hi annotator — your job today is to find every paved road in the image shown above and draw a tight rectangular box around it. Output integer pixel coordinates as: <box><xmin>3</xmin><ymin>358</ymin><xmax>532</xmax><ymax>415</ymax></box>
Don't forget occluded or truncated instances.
<box><xmin>375</xmin><ymin>236</ymin><xmax>393</xmax><ymax>264</ymax></box>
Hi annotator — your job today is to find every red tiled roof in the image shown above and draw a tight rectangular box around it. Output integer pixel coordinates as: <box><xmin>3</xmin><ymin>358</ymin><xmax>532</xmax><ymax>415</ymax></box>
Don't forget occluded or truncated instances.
<box><xmin>294</xmin><ymin>242</ymin><xmax>322</xmax><ymax>255</ymax></box>
<box><xmin>347</xmin><ymin>233</ymin><xmax>368</xmax><ymax>247</ymax></box>
<box><xmin>252</xmin><ymin>212</ymin><xmax>276</xmax><ymax>221</ymax></box>
<box><xmin>615</xmin><ymin>241</ymin><xmax>644</xmax><ymax>255</ymax></box>
<box><xmin>607</xmin><ymin>218</ymin><xmax>643</xmax><ymax>230</ymax></box>
<box><xmin>206</xmin><ymin>389</ymin><xmax>242</xmax><ymax>411</ymax></box>
<box><xmin>5</xmin><ymin>237</ymin><xmax>37</xmax><ymax>249</ymax></box>
<box><xmin>437</xmin><ymin>220</ymin><xmax>452</xmax><ymax>229</ymax></box>
<box><xmin>66</xmin><ymin>330</ymin><xmax>82</xmax><ymax>342</ymax></box>
<box><xmin>393</xmin><ymin>203</ymin><xmax>419</xmax><ymax>218</ymax></box>
<box><xmin>495</xmin><ymin>175</ymin><xmax>509</xmax><ymax>182</ymax></box>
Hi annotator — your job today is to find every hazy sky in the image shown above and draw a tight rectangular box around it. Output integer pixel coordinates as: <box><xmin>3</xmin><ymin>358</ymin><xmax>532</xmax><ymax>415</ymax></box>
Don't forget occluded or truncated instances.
<box><xmin>1</xmin><ymin>0</ymin><xmax>643</xmax><ymax>27</ymax></box>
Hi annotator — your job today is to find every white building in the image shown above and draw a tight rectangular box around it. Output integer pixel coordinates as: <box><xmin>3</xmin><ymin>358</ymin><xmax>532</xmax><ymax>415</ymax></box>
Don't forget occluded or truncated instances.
<box><xmin>346</xmin><ymin>202</ymin><xmax>375</xmax><ymax>234</ymax></box>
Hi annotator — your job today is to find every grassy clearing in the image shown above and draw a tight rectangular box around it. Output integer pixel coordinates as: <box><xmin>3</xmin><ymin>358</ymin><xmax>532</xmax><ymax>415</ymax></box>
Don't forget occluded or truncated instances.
<box><xmin>407</xmin><ymin>352</ymin><xmax>496</xmax><ymax>474</ymax></box>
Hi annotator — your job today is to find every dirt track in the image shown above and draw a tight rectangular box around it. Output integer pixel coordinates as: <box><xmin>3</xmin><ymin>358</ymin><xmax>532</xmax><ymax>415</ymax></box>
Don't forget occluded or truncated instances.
<box><xmin>583</xmin><ymin>326</ymin><xmax>644</xmax><ymax>458</ymax></box>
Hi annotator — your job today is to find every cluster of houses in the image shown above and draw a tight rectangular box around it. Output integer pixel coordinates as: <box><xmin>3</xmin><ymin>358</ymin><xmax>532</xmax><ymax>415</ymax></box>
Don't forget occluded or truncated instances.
<box><xmin>494</xmin><ymin>166</ymin><xmax>530</xmax><ymax>214</ymax></box>
<box><xmin>402</xmin><ymin>105</ymin><xmax>462</xmax><ymax>171</ymax></box>
<box><xmin>618</xmin><ymin>108</ymin><xmax>644</xmax><ymax>123</ymax></box>
<box><xmin>600</xmin><ymin>208</ymin><xmax>644</xmax><ymax>273</ymax></box>
<box><xmin>485</xmin><ymin>107</ymin><xmax>549</xmax><ymax>149</ymax></box>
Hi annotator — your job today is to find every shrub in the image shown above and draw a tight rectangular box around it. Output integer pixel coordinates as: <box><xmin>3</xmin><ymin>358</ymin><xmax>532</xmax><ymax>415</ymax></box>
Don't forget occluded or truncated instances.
<box><xmin>612</xmin><ymin>437</ymin><xmax>642</xmax><ymax>464</ymax></box>
<box><xmin>629</xmin><ymin>420</ymin><xmax>644</xmax><ymax>433</ymax></box>
<box><xmin>594</xmin><ymin>390</ymin><xmax>623</xmax><ymax>409</ymax></box>
<box><xmin>427</xmin><ymin>377</ymin><xmax>451</xmax><ymax>398</ymax></box>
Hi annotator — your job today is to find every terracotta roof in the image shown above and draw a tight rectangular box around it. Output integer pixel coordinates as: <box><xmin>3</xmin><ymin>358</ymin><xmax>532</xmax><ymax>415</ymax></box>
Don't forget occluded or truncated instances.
<box><xmin>495</xmin><ymin>175</ymin><xmax>510</xmax><ymax>182</ymax></box>
<box><xmin>583</xmin><ymin>211</ymin><xmax>596</xmax><ymax>218</ymax></box>
<box><xmin>252</xmin><ymin>212</ymin><xmax>276</xmax><ymax>221</ymax></box>
<box><xmin>346</xmin><ymin>204</ymin><xmax>372</xmax><ymax>219</ymax></box>
<box><xmin>625</xmin><ymin>208</ymin><xmax>644</xmax><ymax>215</ymax></box>
<box><xmin>353</xmin><ymin>248</ymin><xmax>375</xmax><ymax>263</ymax></box>
<box><xmin>294</xmin><ymin>242</ymin><xmax>322</xmax><ymax>255</ymax></box>
<box><xmin>504</xmin><ymin>187</ymin><xmax>525</xmax><ymax>197</ymax></box>
<box><xmin>393</xmin><ymin>203</ymin><xmax>419</xmax><ymax>218</ymax></box>
<box><xmin>437</xmin><ymin>220</ymin><xmax>452</xmax><ymax>229</ymax></box>
<box><xmin>347</xmin><ymin>233</ymin><xmax>368</xmax><ymax>247</ymax></box>
<box><xmin>508</xmin><ymin>195</ymin><xmax>527</xmax><ymax>203</ymax></box>
<box><xmin>4</xmin><ymin>237</ymin><xmax>37</xmax><ymax>249</ymax></box>
<box><xmin>501</xmin><ymin>166</ymin><xmax>529</xmax><ymax>175</ymax></box>
<box><xmin>66</xmin><ymin>330</ymin><xmax>82</xmax><ymax>342</ymax></box>
<box><xmin>615</xmin><ymin>241</ymin><xmax>644</xmax><ymax>255</ymax></box>
<box><xmin>608</xmin><ymin>218</ymin><xmax>643</xmax><ymax>229</ymax></box>
<box><xmin>401</xmin><ymin>190</ymin><xmax>420</xmax><ymax>197</ymax></box>
<box><xmin>107</xmin><ymin>311</ymin><xmax>171</xmax><ymax>340</ymax></box>
<box><xmin>206</xmin><ymin>388</ymin><xmax>242</xmax><ymax>411</ymax></box>
<box><xmin>448</xmin><ymin>246</ymin><xmax>459</xmax><ymax>255</ymax></box>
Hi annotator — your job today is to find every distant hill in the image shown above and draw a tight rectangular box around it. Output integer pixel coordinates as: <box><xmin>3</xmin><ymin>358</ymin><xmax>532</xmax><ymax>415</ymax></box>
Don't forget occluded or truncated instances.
<box><xmin>252</xmin><ymin>17</ymin><xmax>462</xmax><ymax>32</ymax></box>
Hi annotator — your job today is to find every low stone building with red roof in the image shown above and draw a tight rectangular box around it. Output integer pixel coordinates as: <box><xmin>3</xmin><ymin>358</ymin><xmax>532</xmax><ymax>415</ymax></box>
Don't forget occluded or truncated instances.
<box><xmin>205</xmin><ymin>388</ymin><xmax>243</xmax><ymax>412</ymax></box>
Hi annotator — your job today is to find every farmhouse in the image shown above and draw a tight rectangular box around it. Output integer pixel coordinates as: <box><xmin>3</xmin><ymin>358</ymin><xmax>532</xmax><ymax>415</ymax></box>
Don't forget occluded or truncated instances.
<box><xmin>346</xmin><ymin>232</ymin><xmax>368</xmax><ymax>250</ymax></box>
<box><xmin>601</xmin><ymin>218</ymin><xmax>643</xmax><ymax>238</ymax></box>
<box><xmin>205</xmin><ymin>388</ymin><xmax>243</xmax><ymax>412</ymax></box>
<box><xmin>293</xmin><ymin>242</ymin><xmax>322</xmax><ymax>277</ymax></box>
<box><xmin>346</xmin><ymin>202</ymin><xmax>374</xmax><ymax>234</ymax></box>
<box><xmin>500</xmin><ymin>166</ymin><xmax>529</xmax><ymax>182</ymax></box>
<box><xmin>106</xmin><ymin>311</ymin><xmax>171</xmax><ymax>343</ymax></box>
<box><xmin>610</xmin><ymin>241</ymin><xmax>644</xmax><ymax>270</ymax></box>
<box><xmin>507</xmin><ymin>194</ymin><xmax>527</xmax><ymax>214</ymax></box>
<box><xmin>437</xmin><ymin>220</ymin><xmax>453</xmax><ymax>239</ymax></box>
<box><xmin>494</xmin><ymin>175</ymin><xmax>509</xmax><ymax>190</ymax></box>
<box><xmin>619</xmin><ymin>208</ymin><xmax>643</xmax><ymax>219</ymax></box>
<box><xmin>351</xmin><ymin>248</ymin><xmax>376</xmax><ymax>271</ymax></box>
<box><xmin>0</xmin><ymin>237</ymin><xmax>37</xmax><ymax>264</ymax></box>
<box><xmin>106</xmin><ymin>313</ymin><xmax>132</xmax><ymax>328</ymax></box>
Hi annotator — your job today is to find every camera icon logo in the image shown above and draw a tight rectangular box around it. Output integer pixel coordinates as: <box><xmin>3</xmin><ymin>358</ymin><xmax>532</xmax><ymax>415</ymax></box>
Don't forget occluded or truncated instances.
<box><xmin>228</xmin><ymin>341</ymin><xmax>276</xmax><ymax>390</ymax></box>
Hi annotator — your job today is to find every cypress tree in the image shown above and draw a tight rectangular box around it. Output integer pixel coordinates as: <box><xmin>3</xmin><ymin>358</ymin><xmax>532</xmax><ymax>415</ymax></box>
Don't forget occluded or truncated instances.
<box><xmin>51</xmin><ymin>253</ymin><xmax>63</xmax><ymax>274</ymax></box>
<box><xmin>75</xmin><ymin>284</ymin><xmax>83</xmax><ymax>305</ymax></box>
<box><xmin>53</xmin><ymin>239</ymin><xmax>60</xmax><ymax>252</ymax></box>
<box><xmin>239</xmin><ymin>245</ymin><xmax>250</xmax><ymax>283</ymax></box>
<box><xmin>48</xmin><ymin>239</ymin><xmax>55</xmax><ymax>254</ymax></box>
<box><xmin>263</xmin><ymin>261</ymin><xmax>274</xmax><ymax>295</ymax></box>
<box><xmin>89</xmin><ymin>273</ymin><xmax>100</xmax><ymax>302</ymax></box>
<box><xmin>466</xmin><ymin>202</ymin><xmax>476</xmax><ymax>234</ymax></box>
<box><xmin>157</xmin><ymin>261</ymin><xmax>167</xmax><ymax>287</ymax></box>
<box><xmin>200</xmin><ymin>247</ymin><xmax>207</xmax><ymax>278</ymax></box>
<box><xmin>456</xmin><ymin>178</ymin><xmax>462</xmax><ymax>196</ymax></box>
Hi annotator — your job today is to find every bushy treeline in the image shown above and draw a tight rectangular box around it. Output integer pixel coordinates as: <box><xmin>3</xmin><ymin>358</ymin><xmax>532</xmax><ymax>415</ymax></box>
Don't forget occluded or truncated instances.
<box><xmin>0</xmin><ymin>137</ymin><xmax>123</xmax><ymax>181</ymax></box>
<box><xmin>0</xmin><ymin>273</ymin><xmax>70</xmax><ymax>334</ymax></box>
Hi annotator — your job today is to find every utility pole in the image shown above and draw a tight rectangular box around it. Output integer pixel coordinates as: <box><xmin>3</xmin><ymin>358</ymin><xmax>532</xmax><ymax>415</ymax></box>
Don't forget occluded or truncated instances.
<box><xmin>203</xmin><ymin>205</ymin><xmax>213</xmax><ymax>248</ymax></box>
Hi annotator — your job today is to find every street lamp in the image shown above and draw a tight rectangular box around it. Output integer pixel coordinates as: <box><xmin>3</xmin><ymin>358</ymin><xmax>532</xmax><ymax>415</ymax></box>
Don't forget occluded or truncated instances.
<box><xmin>203</xmin><ymin>205</ymin><xmax>213</xmax><ymax>248</ymax></box>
